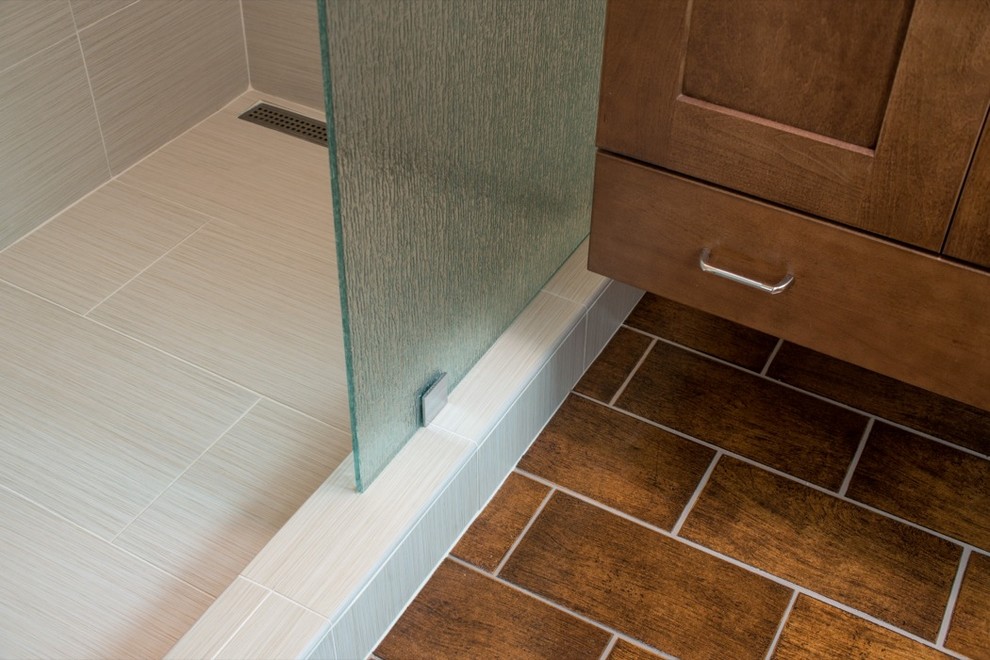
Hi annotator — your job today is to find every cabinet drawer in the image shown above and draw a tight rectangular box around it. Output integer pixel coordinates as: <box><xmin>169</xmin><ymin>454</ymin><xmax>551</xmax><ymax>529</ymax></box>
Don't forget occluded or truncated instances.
<box><xmin>588</xmin><ymin>152</ymin><xmax>990</xmax><ymax>411</ymax></box>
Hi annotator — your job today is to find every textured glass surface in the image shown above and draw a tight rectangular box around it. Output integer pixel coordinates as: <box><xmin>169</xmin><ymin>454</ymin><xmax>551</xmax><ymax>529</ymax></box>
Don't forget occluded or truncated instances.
<box><xmin>321</xmin><ymin>0</ymin><xmax>605</xmax><ymax>489</ymax></box>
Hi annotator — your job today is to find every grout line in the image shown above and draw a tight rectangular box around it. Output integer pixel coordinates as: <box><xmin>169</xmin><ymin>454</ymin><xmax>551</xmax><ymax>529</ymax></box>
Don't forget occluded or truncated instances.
<box><xmin>597</xmin><ymin>635</ymin><xmax>618</xmax><ymax>660</ymax></box>
<box><xmin>0</xmin><ymin>482</ymin><xmax>215</xmax><ymax>600</ymax></box>
<box><xmin>210</xmin><ymin>588</ymin><xmax>274</xmax><ymax>660</ymax></box>
<box><xmin>505</xmin><ymin>474</ymin><xmax>961</xmax><ymax>654</ymax></box>
<box><xmin>591</xmin><ymin>397</ymin><xmax>975</xmax><ymax>548</ymax></box>
<box><xmin>638</xmin><ymin>332</ymin><xmax>988</xmax><ymax>461</ymax></box>
<box><xmin>670</xmin><ymin>452</ymin><xmax>721</xmax><ymax>536</ymax></box>
<box><xmin>237</xmin><ymin>0</ymin><xmax>252</xmax><ymax>86</ymax></box>
<box><xmin>110</xmin><ymin>397</ymin><xmax>262</xmax><ymax>543</ymax></box>
<box><xmin>838</xmin><ymin>417</ymin><xmax>874</xmax><ymax>497</ymax></box>
<box><xmin>936</xmin><ymin>547</ymin><xmax>972</xmax><ymax>647</ymax></box>
<box><xmin>608</xmin><ymin>337</ymin><xmax>657</xmax><ymax>406</ymax></box>
<box><xmin>449</xmin><ymin>556</ymin><xmax>676</xmax><ymax>660</ymax></box>
<box><xmin>763</xmin><ymin>590</ymin><xmax>799</xmax><ymax>659</ymax></box>
<box><xmin>760</xmin><ymin>337</ymin><xmax>784</xmax><ymax>376</ymax></box>
<box><xmin>82</xmin><ymin>219</ymin><xmax>213</xmax><ymax>316</ymax></box>
<box><xmin>493</xmin><ymin>485</ymin><xmax>556</xmax><ymax>577</ymax></box>
<box><xmin>67</xmin><ymin>8</ymin><xmax>114</xmax><ymax>178</ymax></box>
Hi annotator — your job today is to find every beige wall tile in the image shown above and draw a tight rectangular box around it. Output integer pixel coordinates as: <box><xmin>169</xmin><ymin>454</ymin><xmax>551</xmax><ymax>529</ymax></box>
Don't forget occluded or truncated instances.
<box><xmin>79</xmin><ymin>0</ymin><xmax>247</xmax><ymax>172</ymax></box>
<box><xmin>116</xmin><ymin>399</ymin><xmax>350</xmax><ymax>596</ymax></box>
<box><xmin>0</xmin><ymin>282</ymin><xmax>257</xmax><ymax>539</ymax></box>
<box><xmin>0</xmin><ymin>37</ymin><xmax>110</xmax><ymax>249</ymax></box>
<box><xmin>69</xmin><ymin>0</ymin><xmax>137</xmax><ymax>29</ymax></box>
<box><xmin>0</xmin><ymin>181</ymin><xmax>209</xmax><ymax>313</ymax></box>
<box><xmin>0</xmin><ymin>0</ymin><xmax>75</xmax><ymax>72</ymax></box>
<box><xmin>243</xmin><ymin>0</ymin><xmax>325</xmax><ymax>111</ymax></box>
<box><xmin>0</xmin><ymin>489</ymin><xmax>214</xmax><ymax>658</ymax></box>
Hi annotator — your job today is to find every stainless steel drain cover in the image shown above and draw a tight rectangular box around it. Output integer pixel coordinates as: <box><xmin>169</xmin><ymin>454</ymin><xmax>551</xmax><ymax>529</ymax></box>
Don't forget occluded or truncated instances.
<box><xmin>238</xmin><ymin>103</ymin><xmax>327</xmax><ymax>147</ymax></box>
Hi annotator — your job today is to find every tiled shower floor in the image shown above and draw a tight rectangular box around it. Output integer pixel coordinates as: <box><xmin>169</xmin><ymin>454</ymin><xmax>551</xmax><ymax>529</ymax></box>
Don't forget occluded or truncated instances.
<box><xmin>0</xmin><ymin>91</ymin><xmax>350</xmax><ymax>657</ymax></box>
<box><xmin>378</xmin><ymin>294</ymin><xmax>990</xmax><ymax>659</ymax></box>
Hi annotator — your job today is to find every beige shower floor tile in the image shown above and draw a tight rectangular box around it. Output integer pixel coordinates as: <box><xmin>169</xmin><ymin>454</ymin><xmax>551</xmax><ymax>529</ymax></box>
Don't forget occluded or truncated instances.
<box><xmin>0</xmin><ymin>281</ymin><xmax>257</xmax><ymax>539</ymax></box>
<box><xmin>0</xmin><ymin>180</ymin><xmax>209</xmax><ymax>313</ymax></box>
<box><xmin>0</xmin><ymin>488</ymin><xmax>214</xmax><ymax>658</ymax></box>
<box><xmin>116</xmin><ymin>399</ymin><xmax>351</xmax><ymax>597</ymax></box>
<box><xmin>117</xmin><ymin>96</ymin><xmax>332</xmax><ymax>240</ymax></box>
<box><xmin>0</xmin><ymin>91</ymin><xmax>346</xmax><ymax>656</ymax></box>
<box><xmin>89</xmin><ymin>213</ymin><xmax>346</xmax><ymax>425</ymax></box>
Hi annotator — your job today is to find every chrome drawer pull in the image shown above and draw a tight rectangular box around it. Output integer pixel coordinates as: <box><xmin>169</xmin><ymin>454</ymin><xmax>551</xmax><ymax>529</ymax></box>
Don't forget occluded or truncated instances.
<box><xmin>698</xmin><ymin>248</ymin><xmax>794</xmax><ymax>295</ymax></box>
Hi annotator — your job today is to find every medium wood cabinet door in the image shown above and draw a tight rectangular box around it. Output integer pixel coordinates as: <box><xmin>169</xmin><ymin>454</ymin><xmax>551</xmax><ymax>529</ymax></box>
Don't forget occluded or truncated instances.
<box><xmin>946</xmin><ymin>119</ymin><xmax>990</xmax><ymax>269</ymax></box>
<box><xmin>597</xmin><ymin>0</ymin><xmax>990</xmax><ymax>251</ymax></box>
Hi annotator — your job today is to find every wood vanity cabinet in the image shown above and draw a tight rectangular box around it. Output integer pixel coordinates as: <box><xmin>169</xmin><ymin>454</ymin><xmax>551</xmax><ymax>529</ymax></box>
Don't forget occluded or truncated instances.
<box><xmin>588</xmin><ymin>0</ymin><xmax>990</xmax><ymax>411</ymax></box>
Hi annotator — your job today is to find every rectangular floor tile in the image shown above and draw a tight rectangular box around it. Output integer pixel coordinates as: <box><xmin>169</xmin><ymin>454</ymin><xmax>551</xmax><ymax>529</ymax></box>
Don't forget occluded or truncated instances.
<box><xmin>681</xmin><ymin>457</ymin><xmax>961</xmax><ymax>640</ymax></box>
<box><xmin>772</xmin><ymin>595</ymin><xmax>950</xmax><ymax>659</ymax></box>
<box><xmin>616</xmin><ymin>342</ymin><xmax>866</xmax><ymax>489</ymax></box>
<box><xmin>946</xmin><ymin>552</ymin><xmax>990</xmax><ymax>659</ymax></box>
<box><xmin>0</xmin><ymin>181</ymin><xmax>208</xmax><ymax>313</ymax></box>
<box><xmin>0</xmin><ymin>282</ymin><xmax>256</xmax><ymax>539</ymax></box>
<box><xmin>766</xmin><ymin>342</ymin><xmax>990</xmax><ymax>456</ymax></box>
<box><xmin>847</xmin><ymin>423</ymin><xmax>990</xmax><ymax>550</ymax></box>
<box><xmin>518</xmin><ymin>395</ymin><xmax>714</xmax><ymax>530</ymax></box>
<box><xmin>115</xmin><ymin>399</ymin><xmax>350</xmax><ymax>596</ymax></box>
<box><xmin>624</xmin><ymin>294</ymin><xmax>779</xmax><ymax>371</ymax></box>
<box><xmin>117</xmin><ymin>101</ymin><xmax>330</xmax><ymax>238</ymax></box>
<box><xmin>376</xmin><ymin>559</ymin><xmax>611</xmax><ymax>659</ymax></box>
<box><xmin>574</xmin><ymin>326</ymin><xmax>652</xmax><ymax>402</ymax></box>
<box><xmin>0</xmin><ymin>489</ymin><xmax>213</xmax><ymax>659</ymax></box>
<box><xmin>500</xmin><ymin>492</ymin><xmax>792</xmax><ymax>659</ymax></box>
<box><xmin>452</xmin><ymin>472</ymin><xmax>550</xmax><ymax>572</ymax></box>
<box><xmin>89</xmin><ymin>214</ymin><xmax>346</xmax><ymax>426</ymax></box>
<box><xmin>609</xmin><ymin>640</ymin><xmax>664</xmax><ymax>660</ymax></box>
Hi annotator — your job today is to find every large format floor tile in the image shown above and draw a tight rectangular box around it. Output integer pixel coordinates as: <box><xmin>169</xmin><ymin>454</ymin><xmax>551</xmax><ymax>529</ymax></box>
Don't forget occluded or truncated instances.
<box><xmin>772</xmin><ymin>595</ymin><xmax>950</xmax><ymax>659</ymax></box>
<box><xmin>847</xmin><ymin>423</ymin><xmax>990</xmax><ymax>550</ymax></box>
<box><xmin>0</xmin><ymin>180</ymin><xmax>209</xmax><ymax>314</ymax></box>
<box><xmin>519</xmin><ymin>394</ymin><xmax>714</xmax><ymax>530</ymax></box>
<box><xmin>115</xmin><ymin>399</ymin><xmax>350</xmax><ymax>596</ymax></box>
<box><xmin>377</xmin><ymin>559</ymin><xmax>611</xmax><ymax>660</ymax></box>
<box><xmin>681</xmin><ymin>457</ymin><xmax>961</xmax><ymax>640</ymax></box>
<box><xmin>382</xmin><ymin>303</ymin><xmax>987</xmax><ymax>658</ymax></box>
<box><xmin>617</xmin><ymin>341</ymin><xmax>867</xmax><ymax>489</ymax></box>
<box><xmin>0</xmin><ymin>282</ymin><xmax>257</xmax><ymax>539</ymax></box>
<box><xmin>0</xmin><ymin>489</ymin><xmax>213</xmax><ymax>659</ymax></box>
<box><xmin>946</xmin><ymin>552</ymin><xmax>990</xmax><ymax>659</ymax></box>
<box><xmin>90</xmin><ymin>214</ymin><xmax>345</xmax><ymax>426</ymax></box>
<box><xmin>452</xmin><ymin>472</ymin><xmax>550</xmax><ymax>573</ymax></box>
<box><xmin>500</xmin><ymin>493</ymin><xmax>792</xmax><ymax>659</ymax></box>
<box><xmin>767</xmin><ymin>342</ymin><xmax>990</xmax><ymax>456</ymax></box>
<box><xmin>624</xmin><ymin>293</ymin><xmax>779</xmax><ymax>371</ymax></box>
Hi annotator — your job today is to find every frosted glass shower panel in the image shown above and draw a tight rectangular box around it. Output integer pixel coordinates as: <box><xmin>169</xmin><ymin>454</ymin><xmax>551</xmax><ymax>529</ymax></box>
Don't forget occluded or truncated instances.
<box><xmin>322</xmin><ymin>0</ymin><xmax>605</xmax><ymax>489</ymax></box>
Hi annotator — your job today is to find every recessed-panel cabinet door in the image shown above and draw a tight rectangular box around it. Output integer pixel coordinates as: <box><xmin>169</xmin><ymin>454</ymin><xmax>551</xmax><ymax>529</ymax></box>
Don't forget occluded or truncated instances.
<box><xmin>945</xmin><ymin>118</ymin><xmax>990</xmax><ymax>269</ymax></box>
<box><xmin>597</xmin><ymin>0</ymin><xmax>990</xmax><ymax>250</ymax></box>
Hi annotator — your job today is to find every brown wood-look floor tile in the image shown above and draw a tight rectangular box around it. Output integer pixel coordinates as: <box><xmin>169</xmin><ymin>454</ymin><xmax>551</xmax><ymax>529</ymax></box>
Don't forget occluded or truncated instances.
<box><xmin>625</xmin><ymin>293</ymin><xmax>779</xmax><ymax>371</ymax></box>
<box><xmin>681</xmin><ymin>457</ymin><xmax>962</xmax><ymax>640</ymax></box>
<box><xmin>518</xmin><ymin>395</ymin><xmax>714</xmax><ymax>530</ymax></box>
<box><xmin>500</xmin><ymin>492</ymin><xmax>793</xmax><ymax>660</ymax></box>
<box><xmin>616</xmin><ymin>342</ymin><xmax>866</xmax><ymax>489</ymax></box>
<box><xmin>847</xmin><ymin>423</ymin><xmax>990</xmax><ymax>550</ymax></box>
<box><xmin>608</xmin><ymin>639</ymin><xmax>664</xmax><ymax>660</ymax></box>
<box><xmin>575</xmin><ymin>327</ymin><xmax>652</xmax><ymax>402</ymax></box>
<box><xmin>772</xmin><ymin>595</ymin><xmax>951</xmax><ymax>659</ymax></box>
<box><xmin>766</xmin><ymin>342</ymin><xmax>990</xmax><ymax>456</ymax></box>
<box><xmin>946</xmin><ymin>552</ymin><xmax>990</xmax><ymax>659</ymax></box>
<box><xmin>375</xmin><ymin>559</ymin><xmax>610</xmax><ymax>660</ymax></box>
<box><xmin>451</xmin><ymin>472</ymin><xmax>550</xmax><ymax>572</ymax></box>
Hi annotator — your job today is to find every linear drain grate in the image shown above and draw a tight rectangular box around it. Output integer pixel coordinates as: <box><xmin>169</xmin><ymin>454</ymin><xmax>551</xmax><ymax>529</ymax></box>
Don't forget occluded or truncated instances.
<box><xmin>238</xmin><ymin>103</ymin><xmax>327</xmax><ymax>147</ymax></box>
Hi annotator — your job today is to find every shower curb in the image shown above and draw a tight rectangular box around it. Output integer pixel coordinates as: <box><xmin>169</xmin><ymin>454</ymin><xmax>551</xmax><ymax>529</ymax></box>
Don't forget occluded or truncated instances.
<box><xmin>167</xmin><ymin>242</ymin><xmax>642</xmax><ymax>659</ymax></box>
